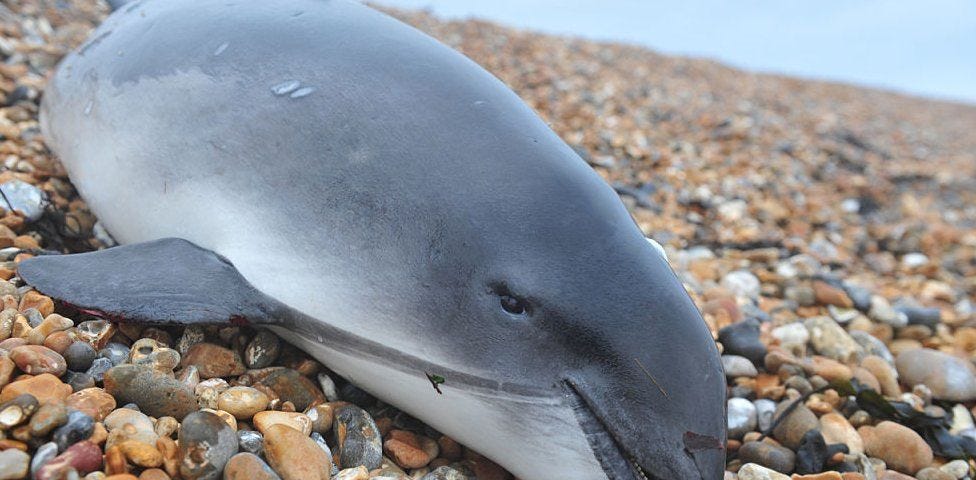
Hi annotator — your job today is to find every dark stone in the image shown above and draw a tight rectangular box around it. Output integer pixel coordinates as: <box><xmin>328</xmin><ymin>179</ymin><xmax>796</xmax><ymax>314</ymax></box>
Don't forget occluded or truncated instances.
<box><xmin>718</xmin><ymin>319</ymin><xmax>766</xmax><ymax>365</ymax></box>
<box><xmin>52</xmin><ymin>410</ymin><xmax>94</xmax><ymax>452</ymax></box>
<box><xmin>333</xmin><ymin>404</ymin><xmax>382</xmax><ymax>470</ymax></box>
<box><xmin>63</xmin><ymin>342</ymin><xmax>97</xmax><ymax>372</ymax></box>
<box><xmin>178</xmin><ymin>411</ymin><xmax>239</xmax><ymax>480</ymax></box>
<box><xmin>738</xmin><ymin>441</ymin><xmax>795</xmax><ymax>474</ymax></box>
<box><xmin>898</xmin><ymin>306</ymin><xmax>942</xmax><ymax>328</ymax></box>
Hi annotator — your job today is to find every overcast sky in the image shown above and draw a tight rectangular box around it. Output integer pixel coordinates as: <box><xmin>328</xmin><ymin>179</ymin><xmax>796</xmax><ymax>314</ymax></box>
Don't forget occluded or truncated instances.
<box><xmin>369</xmin><ymin>0</ymin><xmax>976</xmax><ymax>105</ymax></box>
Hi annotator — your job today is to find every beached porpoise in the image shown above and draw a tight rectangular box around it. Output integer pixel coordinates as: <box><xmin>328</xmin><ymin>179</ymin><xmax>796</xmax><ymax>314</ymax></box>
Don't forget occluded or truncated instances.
<box><xmin>19</xmin><ymin>0</ymin><xmax>726</xmax><ymax>478</ymax></box>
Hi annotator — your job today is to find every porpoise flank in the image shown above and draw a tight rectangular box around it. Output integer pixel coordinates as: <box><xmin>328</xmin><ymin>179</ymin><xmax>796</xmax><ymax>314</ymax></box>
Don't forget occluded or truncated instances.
<box><xmin>19</xmin><ymin>0</ymin><xmax>727</xmax><ymax>478</ymax></box>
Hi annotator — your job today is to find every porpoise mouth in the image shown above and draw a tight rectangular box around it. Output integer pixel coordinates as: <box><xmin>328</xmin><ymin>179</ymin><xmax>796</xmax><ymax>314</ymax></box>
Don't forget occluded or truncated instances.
<box><xmin>564</xmin><ymin>380</ymin><xmax>659</xmax><ymax>480</ymax></box>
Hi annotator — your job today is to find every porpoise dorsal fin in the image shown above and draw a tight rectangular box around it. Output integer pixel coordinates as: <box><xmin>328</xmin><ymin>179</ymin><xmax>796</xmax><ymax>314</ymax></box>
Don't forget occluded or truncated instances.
<box><xmin>17</xmin><ymin>238</ymin><xmax>280</xmax><ymax>326</ymax></box>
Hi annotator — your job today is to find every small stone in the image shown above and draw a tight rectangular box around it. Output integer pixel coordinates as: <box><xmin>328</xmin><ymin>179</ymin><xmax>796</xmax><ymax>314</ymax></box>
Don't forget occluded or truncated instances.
<box><xmin>9</xmin><ymin>345</ymin><xmax>66</xmax><ymax>376</ymax></box>
<box><xmin>722</xmin><ymin>354</ymin><xmax>758</xmax><ymax>378</ymax></box>
<box><xmin>771</xmin><ymin>401</ymin><xmax>819</xmax><ymax>450</ymax></box>
<box><xmin>64</xmin><ymin>342</ymin><xmax>97</xmax><ymax>372</ymax></box>
<box><xmin>66</xmin><ymin>388</ymin><xmax>117</xmax><ymax>421</ymax></box>
<box><xmin>332</xmin><ymin>467</ymin><xmax>368</xmax><ymax>480</ymax></box>
<box><xmin>718</xmin><ymin>319</ymin><xmax>766</xmax><ymax>365</ymax></box>
<box><xmin>737</xmin><ymin>463</ymin><xmax>790</xmax><ymax>480</ymax></box>
<box><xmin>0</xmin><ymin>373</ymin><xmax>72</xmax><ymax>403</ymax></box>
<box><xmin>98</xmin><ymin>343</ymin><xmax>130</xmax><ymax>366</ymax></box>
<box><xmin>813</xmin><ymin>280</ymin><xmax>854</xmax><ymax>308</ymax></box>
<box><xmin>0</xmin><ymin>180</ymin><xmax>45</xmax><ymax>222</ymax></box>
<box><xmin>244</xmin><ymin>331</ymin><xmax>280</xmax><ymax>369</ymax></box>
<box><xmin>18</xmin><ymin>292</ymin><xmax>54</xmax><ymax>318</ymax></box>
<box><xmin>915</xmin><ymin>467</ymin><xmax>954</xmax><ymax>480</ymax></box>
<box><xmin>754</xmin><ymin>399</ymin><xmax>777</xmax><ymax>432</ymax></box>
<box><xmin>305</xmin><ymin>403</ymin><xmax>334</xmax><ymax>434</ymax></box>
<box><xmin>859</xmin><ymin>421</ymin><xmax>933</xmax><ymax>474</ymax></box>
<box><xmin>104</xmin><ymin>365</ymin><xmax>197</xmax><ymax>420</ymax></box>
<box><xmin>128</xmin><ymin>339</ymin><xmax>180</xmax><ymax>373</ymax></box>
<box><xmin>727</xmin><ymin>397</ymin><xmax>758</xmax><ymax>439</ymax></box>
<box><xmin>939</xmin><ymin>459</ymin><xmax>969</xmax><ymax>479</ymax></box>
<box><xmin>237</xmin><ymin>430</ymin><xmax>264</xmax><ymax>455</ymax></box>
<box><xmin>253</xmin><ymin>411</ymin><xmax>312</xmax><ymax>436</ymax></box>
<box><xmin>738</xmin><ymin>441</ymin><xmax>795</xmax><ymax>474</ymax></box>
<box><xmin>217</xmin><ymin>386</ymin><xmax>269</xmax><ymax>420</ymax></box>
<box><xmin>264</xmin><ymin>424</ymin><xmax>332</xmax><ymax>480</ymax></box>
<box><xmin>53</xmin><ymin>410</ymin><xmax>95</xmax><ymax>451</ymax></box>
<box><xmin>35</xmin><ymin>441</ymin><xmax>102</xmax><ymax>480</ymax></box>
<box><xmin>804</xmin><ymin>317</ymin><xmax>863</xmax><ymax>364</ymax></box>
<box><xmin>896</xmin><ymin>349</ymin><xmax>976</xmax><ymax>401</ymax></box>
<box><xmin>802</xmin><ymin>356</ymin><xmax>853</xmax><ymax>382</ymax></box>
<box><xmin>0</xmin><ymin>394</ymin><xmax>38</xmax><ymax>429</ymax></box>
<box><xmin>223</xmin><ymin>452</ymin><xmax>280</xmax><ymax>480</ymax></box>
<box><xmin>118</xmin><ymin>440</ymin><xmax>164</xmax><ymax>468</ymax></box>
<box><xmin>180</xmin><ymin>343</ymin><xmax>245</xmax><ymax>379</ymax></box>
<box><xmin>383</xmin><ymin>430</ymin><xmax>438</xmax><ymax>469</ymax></box>
<box><xmin>87</xmin><ymin>357</ymin><xmax>114</xmax><ymax>382</ymax></box>
<box><xmin>30</xmin><ymin>442</ymin><xmax>58</xmax><ymax>478</ymax></box>
<box><xmin>258</xmin><ymin>368</ymin><xmax>325</xmax><ymax>411</ymax></box>
<box><xmin>0</xmin><ymin>448</ymin><xmax>29</xmax><ymax>480</ymax></box>
<box><xmin>63</xmin><ymin>371</ymin><xmax>96</xmax><ymax>392</ymax></box>
<box><xmin>178</xmin><ymin>411</ymin><xmax>239</xmax><ymax>480</ymax></box>
<box><xmin>869</xmin><ymin>296</ymin><xmax>907</xmax><ymax>328</ymax></box>
<box><xmin>849</xmin><ymin>331</ymin><xmax>894</xmax><ymax>364</ymax></box>
<box><xmin>820</xmin><ymin>413</ymin><xmax>863</xmax><ymax>454</ymax></box>
<box><xmin>139</xmin><ymin>469</ymin><xmax>171</xmax><ymax>480</ymax></box>
<box><xmin>29</xmin><ymin>402</ymin><xmax>67</xmax><ymax>437</ymax></box>
<box><xmin>897</xmin><ymin>306</ymin><xmax>942</xmax><ymax>329</ymax></box>
<box><xmin>176</xmin><ymin>326</ymin><xmax>205</xmax><ymax>356</ymax></box>
<box><xmin>334</xmin><ymin>404</ymin><xmax>382</xmax><ymax>470</ymax></box>
<box><xmin>771</xmin><ymin>322</ymin><xmax>809</xmax><ymax>345</ymax></box>
<box><xmin>722</xmin><ymin>270</ymin><xmax>761</xmax><ymax>300</ymax></box>
<box><xmin>317</xmin><ymin>373</ymin><xmax>338</xmax><ymax>402</ymax></box>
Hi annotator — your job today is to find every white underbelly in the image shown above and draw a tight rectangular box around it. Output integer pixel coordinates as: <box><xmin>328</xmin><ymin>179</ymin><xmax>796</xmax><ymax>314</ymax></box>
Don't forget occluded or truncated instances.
<box><xmin>270</xmin><ymin>326</ymin><xmax>606</xmax><ymax>480</ymax></box>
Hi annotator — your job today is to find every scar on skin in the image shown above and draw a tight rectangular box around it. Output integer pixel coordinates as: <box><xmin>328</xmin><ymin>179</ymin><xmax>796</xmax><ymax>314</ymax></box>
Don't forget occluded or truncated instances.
<box><xmin>634</xmin><ymin>358</ymin><xmax>669</xmax><ymax>399</ymax></box>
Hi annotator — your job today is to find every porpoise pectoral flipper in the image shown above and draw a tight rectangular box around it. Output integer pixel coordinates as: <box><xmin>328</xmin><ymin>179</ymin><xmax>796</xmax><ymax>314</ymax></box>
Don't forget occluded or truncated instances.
<box><xmin>17</xmin><ymin>238</ymin><xmax>280</xmax><ymax>326</ymax></box>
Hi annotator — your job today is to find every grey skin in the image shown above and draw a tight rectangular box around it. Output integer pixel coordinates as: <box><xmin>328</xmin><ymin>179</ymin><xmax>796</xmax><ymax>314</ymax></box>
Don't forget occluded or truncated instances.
<box><xmin>23</xmin><ymin>0</ymin><xmax>726</xmax><ymax>478</ymax></box>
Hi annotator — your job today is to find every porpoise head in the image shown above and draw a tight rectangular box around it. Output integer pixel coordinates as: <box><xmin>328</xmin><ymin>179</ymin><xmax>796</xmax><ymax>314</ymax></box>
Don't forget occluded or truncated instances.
<box><xmin>396</xmin><ymin>138</ymin><xmax>727</xmax><ymax>479</ymax></box>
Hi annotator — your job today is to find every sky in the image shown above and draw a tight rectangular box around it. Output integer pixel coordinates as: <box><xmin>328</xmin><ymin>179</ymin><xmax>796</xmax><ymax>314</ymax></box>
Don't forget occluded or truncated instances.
<box><xmin>369</xmin><ymin>0</ymin><xmax>976</xmax><ymax>105</ymax></box>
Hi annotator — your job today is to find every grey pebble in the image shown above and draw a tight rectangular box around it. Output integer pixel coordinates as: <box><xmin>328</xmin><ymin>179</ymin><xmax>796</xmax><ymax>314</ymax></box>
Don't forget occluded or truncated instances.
<box><xmin>333</xmin><ymin>404</ymin><xmax>383</xmax><ymax>470</ymax></box>
<box><xmin>179</xmin><ymin>410</ymin><xmax>239</xmax><ymax>480</ymax></box>
<box><xmin>238</xmin><ymin>429</ymin><xmax>264</xmax><ymax>455</ymax></box>
<box><xmin>727</xmin><ymin>397</ymin><xmax>757</xmax><ymax>439</ymax></box>
<box><xmin>64</xmin><ymin>341</ymin><xmax>97</xmax><ymax>372</ymax></box>
<box><xmin>30</xmin><ymin>442</ymin><xmax>58</xmax><ymax>477</ymax></box>
<box><xmin>53</xmin><ymin>410</ymin><xmax>94</xmax><ymax>452</ymax></box>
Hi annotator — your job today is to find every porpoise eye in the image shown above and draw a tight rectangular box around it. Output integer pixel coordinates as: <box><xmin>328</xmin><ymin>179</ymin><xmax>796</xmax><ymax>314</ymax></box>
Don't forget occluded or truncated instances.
<box><xmin>500</xmin><ymin>294</ymin><xmax>527</xmax><ymax>315</ymax></box>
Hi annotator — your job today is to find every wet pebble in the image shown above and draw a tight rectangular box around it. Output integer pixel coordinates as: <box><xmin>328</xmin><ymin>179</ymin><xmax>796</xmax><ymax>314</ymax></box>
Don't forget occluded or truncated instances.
<box><xmin>53</xmin><ymin>410</ymin><xmax>95</xmax><ymax>451</ymax></box>
<box><xmin>253</xmin><ymin>410</ymin><xmax>311</xmax><ymax>436</ymax></box>
<box><xmin>35</xmin><ymin>441</ymin><xmax>102</xmax><ymax>480</ymax></box>
<box><xmin>771</xmin><ymin>402</ymin><xmax>819</xmax><ymax>450</ymax></box>
<box><xmin>237</xmin><ymin>430</ymin><xmax>264</xmax><ymax>455</ymax></box>
<box><xmin>178</xmin><ymin>411</ymin><xmax>239</xmax><ymax>480</ymax></box>
<box><xmin>244</xmin><ymin>331</ymin><xmax>280</xmax><ymax>369</ymax></box>
<box><xmin>66</xmin><ymin>388</ymin><xmax>117</xmax><ymax>421</ymax></box>
<box><xmin>333</xmin><ymin>404</ymin><xmax>383</xmax><ymax>470</ymax></box>
<box><xmin>383</xmin><ymin>429</ymin><xmax>438</xmax><ymax>469</ymax></box>
<box><xmin>64</xmin><ymin>341</ymin><xmax>97</xmax><ymax>372</ymax></box>
<box><xmin>718</xmin><ymin>319</ymin><xmax>766</xmax><ymax>365</ymax></box>
<box><xmin>737</xmin><ymin>463</ymin><xmax>791</xmax><ymax>480</ymax></box>
<box><xmin>217</xmin><ymin>386</ymin><xmax>269</xmax><ymax>420</ymax></box>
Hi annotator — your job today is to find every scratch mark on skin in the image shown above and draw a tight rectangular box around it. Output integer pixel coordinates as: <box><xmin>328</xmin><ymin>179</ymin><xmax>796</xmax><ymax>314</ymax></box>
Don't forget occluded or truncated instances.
<box><xmin>634</xmin><ymin>358</ymin><xmax>669</xmax><ymax>399</ymax></box>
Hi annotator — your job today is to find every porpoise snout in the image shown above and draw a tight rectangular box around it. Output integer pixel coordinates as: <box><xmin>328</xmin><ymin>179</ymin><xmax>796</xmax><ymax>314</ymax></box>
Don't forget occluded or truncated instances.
<box><xmin>564</xmin><ymin>247</ymin><xmax>726</xmax><ymax>479</ymax></box>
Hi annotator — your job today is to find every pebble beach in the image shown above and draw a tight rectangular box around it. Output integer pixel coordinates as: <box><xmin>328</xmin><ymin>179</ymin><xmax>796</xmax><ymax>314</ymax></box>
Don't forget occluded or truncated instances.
<box><xmin>1</xmin><ymin>1</ymin><xmax>976</xmax><ymax>479</ymax></box>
